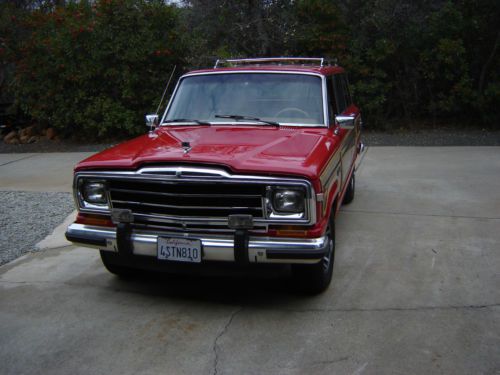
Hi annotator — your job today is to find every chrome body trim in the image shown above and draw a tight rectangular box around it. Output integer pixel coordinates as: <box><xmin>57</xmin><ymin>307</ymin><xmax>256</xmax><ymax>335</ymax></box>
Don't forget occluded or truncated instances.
<box><xmin>74</xmin><ymin>167</ymin><xmax>317</xmax><ymax>226</ymax></box>
<box><xmin>67</xmin><ymin>223</ymin><xmax>328</xmax><ymax>264</ymax></box>
<box><xmin>160</xmin><ymin>71</ymin><xmax>329</xmax><ymax>128</ymax></box>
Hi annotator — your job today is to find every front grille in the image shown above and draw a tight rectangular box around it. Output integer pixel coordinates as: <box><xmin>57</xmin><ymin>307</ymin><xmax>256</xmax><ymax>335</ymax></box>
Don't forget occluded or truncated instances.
<box><xmin>75</xmin><ymin>166</ymin><xmax>315</xmax><ymax>229</ymax></box>
<box><xmin>108</xmin><ymin>179</ymin><xmax>266</xmax><ymax>226</ymax></box>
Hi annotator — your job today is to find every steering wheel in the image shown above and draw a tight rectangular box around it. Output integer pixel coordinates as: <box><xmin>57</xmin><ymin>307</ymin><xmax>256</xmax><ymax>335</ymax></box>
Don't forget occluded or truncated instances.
<box><xmin>274</xmin><ymin>107</ymin><xmax>309</xmax><ymax>118</ymax></box>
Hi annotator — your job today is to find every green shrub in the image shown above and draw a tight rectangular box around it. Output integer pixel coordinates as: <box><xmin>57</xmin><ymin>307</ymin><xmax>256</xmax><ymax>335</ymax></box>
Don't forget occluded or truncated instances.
<box><xmin>7</xmin><ymin>0</ymin><xmax>186</xmax><ymax>138</ymax></box>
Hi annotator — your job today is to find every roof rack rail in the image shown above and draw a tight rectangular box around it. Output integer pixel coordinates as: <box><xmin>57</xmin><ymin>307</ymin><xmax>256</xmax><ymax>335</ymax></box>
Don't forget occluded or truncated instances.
<box><xmin>213</xmin><ymin>57</ymin><xmax>336</xmax><ymax>69</ymax></box>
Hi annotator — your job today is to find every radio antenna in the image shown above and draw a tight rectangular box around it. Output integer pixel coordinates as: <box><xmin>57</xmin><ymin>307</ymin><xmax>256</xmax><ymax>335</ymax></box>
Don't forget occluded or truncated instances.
<box><xmin>155</xmin><ymin>65</ymin><xmax>177</xmax><ymax>116</ymax></box>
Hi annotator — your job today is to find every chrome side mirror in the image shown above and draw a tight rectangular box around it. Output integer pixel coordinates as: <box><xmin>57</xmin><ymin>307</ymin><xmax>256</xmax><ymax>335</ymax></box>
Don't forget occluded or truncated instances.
<box><xmin>145</xmin><ymin>114</ymin><xmax>159</xmax><ymax>129</ymax></box>
<box><xmin>335</xmin><ymin>115</ymin><xmax>355</xmax><ymax>129</ymax></box>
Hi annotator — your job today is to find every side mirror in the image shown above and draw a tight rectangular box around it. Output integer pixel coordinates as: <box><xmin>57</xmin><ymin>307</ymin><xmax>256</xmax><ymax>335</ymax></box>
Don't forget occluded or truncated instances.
<box><xmin>335</xmin><ymin>115</ymin><xmax>355</xmax><ymax>129</ymax></box>
<box><xmin>145</xmin><ymin>114</ymin><xmax>159</xmax><ymax>129</ymax></box>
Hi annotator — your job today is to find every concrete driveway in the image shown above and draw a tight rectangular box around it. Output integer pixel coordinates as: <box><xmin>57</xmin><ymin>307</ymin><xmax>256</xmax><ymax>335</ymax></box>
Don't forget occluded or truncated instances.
<box><xmin>1</xmin><ymin>147</ymin><xmax>499</xmax><ymax>375</ymax></box>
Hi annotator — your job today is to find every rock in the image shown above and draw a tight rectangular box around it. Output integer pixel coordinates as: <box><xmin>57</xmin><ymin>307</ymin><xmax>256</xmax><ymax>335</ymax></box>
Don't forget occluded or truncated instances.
<box><xmin>3</xmin><ymin>130</ymin><xmax>17</xmax><ymax>143</ymax></box>
<box><xmin>28</xmin><ymin>135</ymin><xmax>39</xmax><ymax>144</ymax></box>
<box><xmin>5</xmin><ymin>136</ymin><xmax>20</xmax><ymax>145</ymax></box>
<box><xmin>19</xmin><ymin>134</ymin><xmax>30</xmax><ymax>144</ymax></box>
<box><xmin>46</xmin><ymin>127</ymin><xmax>56</xmax><ymax>140</ymax></box>
<box><xmin>19</xmin><ymin>125</ymin><xmax>36</xmax><ymax>138</ymax></box>
<box><xmin>25</xmin><ymin>125</ymin><xmax>36</xmax><ymax>137</ymax></box>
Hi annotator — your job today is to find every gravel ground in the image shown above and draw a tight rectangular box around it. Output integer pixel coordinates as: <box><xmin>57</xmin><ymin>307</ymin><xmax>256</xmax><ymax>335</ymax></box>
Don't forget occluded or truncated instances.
<box><xmin>0</xmin><ymin>191</ymin><xmax>74</xmax><ymax>266</ymax></box>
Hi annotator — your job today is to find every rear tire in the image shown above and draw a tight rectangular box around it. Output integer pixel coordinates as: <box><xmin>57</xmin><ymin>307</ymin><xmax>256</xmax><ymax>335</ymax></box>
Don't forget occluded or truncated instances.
<box><xmin>100</xmin><ymin>251</ymin><xmax>137</xmax><ymax>278</ymax></box>
<box><xmin>342</xmin><ymin>173</ymin><xmax>355</xmax><ymax>205</ymax></box>
<box><xmin>291</xmin><ymin>216</ymin><xmax>335</xmax><ymax>295</ymax></box>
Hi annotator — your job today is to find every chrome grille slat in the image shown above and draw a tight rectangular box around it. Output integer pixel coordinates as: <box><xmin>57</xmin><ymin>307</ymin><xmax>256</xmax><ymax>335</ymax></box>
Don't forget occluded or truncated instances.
<box><xmin>112</xmin><ymin>200</ymin><xmax>262</xmax><ymax>211</ymax></box>
<box><xmin>132</xmin><ymin>213</ymin><xmax>228</xmax><ymax>225</ymax></box>
<box><xmin>110</xmin><ymin>188</ymin><xmax>261</xmax><ymax>199</ymax></box>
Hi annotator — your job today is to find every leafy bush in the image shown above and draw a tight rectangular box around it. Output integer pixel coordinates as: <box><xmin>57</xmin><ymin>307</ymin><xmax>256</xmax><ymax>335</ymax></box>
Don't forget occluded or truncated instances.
<box><xmin>5</xmin><ymin>0</ymin><xmax>186</xmax><ymax>138</ymax></box>
<box><xmin>2</xmin><ymin>0</ymin><xmax>499</xmax><ymax>135</ymax></box>
<box><xmin>342</xmin><ymin>0</ymin><xmax>499</xmax><ymax>127</ymax></box>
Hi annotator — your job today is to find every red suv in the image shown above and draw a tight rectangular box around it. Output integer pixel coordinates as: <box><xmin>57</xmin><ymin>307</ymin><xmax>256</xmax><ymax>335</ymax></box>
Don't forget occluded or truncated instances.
<box><xmin>66</xmin><ymin>57</ymin><xmax>363</xmax><ymax>293</ymax></box>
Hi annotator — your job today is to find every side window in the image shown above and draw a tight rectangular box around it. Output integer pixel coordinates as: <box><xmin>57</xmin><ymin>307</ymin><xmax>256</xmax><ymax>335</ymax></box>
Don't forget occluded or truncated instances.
<box><xmin>341</xmin><ymin>74</ymin><xmax>352</xmax><ymax>107</ymax></box>
<box><xmin>333</xmin><ymin>74</ymin><xmax>347</xmax><ymax>114</ymax></box>
<box><xmin>326</xmin><ymin>76</ymin><xmax>336</xmax><ymax>124</ymax></box>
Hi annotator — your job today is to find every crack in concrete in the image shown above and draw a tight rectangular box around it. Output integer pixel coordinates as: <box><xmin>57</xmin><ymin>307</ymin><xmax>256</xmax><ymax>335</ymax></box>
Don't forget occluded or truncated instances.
<box><xmin>0</xmin><ymin>154</ymin><xmax>36</xmax><ymax>167</ymax></box>
<box><xmin>212</xmin><ymin>306</ymin><xmax>243</xmax><ymax>375</ymax></box>
<box><xmin>33</xmin><ymin>244</ymin><xmax>74</xmax><ymax>252</ymax></box>
<box><xmin>312</xmin><ymin>356</ymin><xmax>350</xmax><ymax>366</ymax></box>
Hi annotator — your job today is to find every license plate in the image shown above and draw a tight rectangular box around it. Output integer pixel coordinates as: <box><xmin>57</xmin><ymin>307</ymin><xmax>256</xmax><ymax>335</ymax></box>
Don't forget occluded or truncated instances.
<box><xmin>157</xmin><ymin>237</ymin><xmax>202</xmax><ymax>263</ymax></box>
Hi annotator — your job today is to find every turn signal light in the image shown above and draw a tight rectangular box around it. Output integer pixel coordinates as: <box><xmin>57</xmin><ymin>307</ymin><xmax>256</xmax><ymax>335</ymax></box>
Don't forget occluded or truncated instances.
<box><xmin>270</xmin><ymin>225</ymin><xmax>310</xmax><ymax>237</ymax></box>
<box><xmin>275</xmin><ymin>230</ymin><xmax>309</xmax><ymax>237</ymax></box>
<box><xmin>76</xmin><ymin>213</ymin><xmax>114</xmax><ymax>227</ymax></box>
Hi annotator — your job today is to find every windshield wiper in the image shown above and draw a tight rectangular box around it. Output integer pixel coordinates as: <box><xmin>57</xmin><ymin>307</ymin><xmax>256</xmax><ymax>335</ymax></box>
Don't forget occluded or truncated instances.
<box><xmin>215</xmin><ymin>114</ymin><xmax>280</xmax><ymax>127</ymax></box>
<box><xmin>163</xmin><ymin>118</ymin><xmax>211</xmax><ymax>126</ymax></box>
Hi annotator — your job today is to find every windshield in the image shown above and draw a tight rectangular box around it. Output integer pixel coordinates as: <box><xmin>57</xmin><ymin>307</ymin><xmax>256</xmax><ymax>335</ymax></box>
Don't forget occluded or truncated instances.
<box><xmin>163</xmin><ymin>73</ymin><xmax>324</xmax><ymax>126</ymax></box>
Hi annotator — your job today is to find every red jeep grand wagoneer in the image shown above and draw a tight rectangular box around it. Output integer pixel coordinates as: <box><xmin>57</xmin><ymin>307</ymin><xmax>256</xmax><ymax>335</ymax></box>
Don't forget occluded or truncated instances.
<box><xmin>66</xmin><ymin>57</ymin><xmax>363</xmax><ymax>293</ymax></box>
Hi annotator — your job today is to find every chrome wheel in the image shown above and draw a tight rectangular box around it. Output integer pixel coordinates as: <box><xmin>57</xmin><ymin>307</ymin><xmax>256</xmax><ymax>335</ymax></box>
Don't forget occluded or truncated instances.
<box><xmin>322</xmin><ymin>230</ymin><xmax>334</xmax><ymax>272</ymax></box>
<box><xmin>291</xmin><ymin>217</ymin><xmax>335</xmax><ymax>294</ymax></box>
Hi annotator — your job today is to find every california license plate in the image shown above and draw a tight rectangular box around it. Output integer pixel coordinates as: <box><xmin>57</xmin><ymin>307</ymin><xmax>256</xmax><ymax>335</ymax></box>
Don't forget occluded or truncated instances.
<box><xmin>157</xmin><ymin>237</ymin><xmax>202</xmax><ymax>263</ymax></box>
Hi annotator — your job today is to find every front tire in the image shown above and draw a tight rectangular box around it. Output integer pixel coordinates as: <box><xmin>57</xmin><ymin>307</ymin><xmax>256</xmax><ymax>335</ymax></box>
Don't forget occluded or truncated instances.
<box><xmin>291</xmin><ymin>217</ymin><xmax>335</xmax><ymax>294</ymax></box>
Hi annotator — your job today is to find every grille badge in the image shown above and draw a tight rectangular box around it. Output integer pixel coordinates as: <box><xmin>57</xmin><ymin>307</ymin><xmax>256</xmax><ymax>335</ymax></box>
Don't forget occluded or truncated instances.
<box><xmin>181</xmin><ymin>141</ymin><xmax>191</xmax><ymax>154</ymax></box>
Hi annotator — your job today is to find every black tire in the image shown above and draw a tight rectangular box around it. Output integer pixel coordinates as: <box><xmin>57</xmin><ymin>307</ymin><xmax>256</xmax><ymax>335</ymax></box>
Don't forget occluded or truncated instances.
<box><xmin>291</xmin><ymin>216</ymin><xmax>335</xmax><ymax>294</ymax></box>
<box><xmin>99</xmin><ymin>251</ymin><xmax>137</xmax><ymax>278</ymax></box>
<box><xmin>342</xmin><ymin>173</ymin><xmax>355</xmax><ymax>205</ymax></box>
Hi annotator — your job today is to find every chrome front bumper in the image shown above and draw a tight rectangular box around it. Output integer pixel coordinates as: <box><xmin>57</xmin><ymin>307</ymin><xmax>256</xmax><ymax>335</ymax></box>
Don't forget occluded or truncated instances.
<box><xmin>65</xmin><ymin>223</ymin><xmax>328</xmax><ymax>264</ymax></box>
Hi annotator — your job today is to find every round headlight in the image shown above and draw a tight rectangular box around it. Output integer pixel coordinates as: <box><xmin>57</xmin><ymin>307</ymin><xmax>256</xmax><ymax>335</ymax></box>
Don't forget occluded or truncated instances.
<box><xmin>272</xmin><ymin>189</ymin><xmax>305</xmax><ymax>213</ymax></box>
<box><xmin>82</xmin><ymin>182</ymin><xmax>107</xmax><ymax>204</ymax></box>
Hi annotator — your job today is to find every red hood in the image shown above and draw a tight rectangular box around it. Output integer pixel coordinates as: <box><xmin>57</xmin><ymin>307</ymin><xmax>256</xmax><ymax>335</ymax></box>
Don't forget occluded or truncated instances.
<box><xmin>76</xmin><ymin>125</ymin><xmax>340</xmax><ymax>181</ymax></box>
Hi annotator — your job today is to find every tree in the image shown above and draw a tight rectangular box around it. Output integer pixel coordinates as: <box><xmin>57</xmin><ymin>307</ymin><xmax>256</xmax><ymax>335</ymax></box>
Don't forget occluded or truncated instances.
<box><xmin>6</xmin><ymin>0</ymin><xmax>188</xmax><ymax>137</ymax></box>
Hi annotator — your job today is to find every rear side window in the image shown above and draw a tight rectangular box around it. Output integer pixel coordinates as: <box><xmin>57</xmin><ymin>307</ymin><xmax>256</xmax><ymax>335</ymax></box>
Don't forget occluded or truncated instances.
<box><xmin>326</xmin><ymin>76</ymin><xmax>336</xmax><ymax>123</ymax></box>
<box><xmin>333</xmin><ymin>75</ymin><xmax>346</xmax><ymax>114</ymax></box>
<box><xmin>332</xmin><ymin>74</ymin><xmax>352</xmax><ymax>114</ymax></box>
<box><xmin>341</xmin><ymin>74</ymin><xmax>352</xmax><ymax>107</ymax></box>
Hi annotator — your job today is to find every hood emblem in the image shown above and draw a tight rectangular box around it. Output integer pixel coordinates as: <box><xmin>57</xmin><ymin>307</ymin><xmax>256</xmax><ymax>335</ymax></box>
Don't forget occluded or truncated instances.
<box><xmin>181</xmin><ymin>141</ymin><xmax>191</xmax><ymax>154</ymax></box>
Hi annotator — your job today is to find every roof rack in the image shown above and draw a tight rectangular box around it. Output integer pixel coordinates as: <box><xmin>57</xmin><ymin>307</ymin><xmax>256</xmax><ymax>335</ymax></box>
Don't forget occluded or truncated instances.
<box><xmin>213</xmin><ymin>57</ymin><xmax>336</xmax><ymax>69</ymax></box>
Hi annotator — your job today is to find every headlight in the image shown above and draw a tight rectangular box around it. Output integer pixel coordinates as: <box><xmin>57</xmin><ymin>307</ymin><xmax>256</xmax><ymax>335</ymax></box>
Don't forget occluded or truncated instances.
<box><xmin>272</xmin><ymin>188</ymin><xmax>305</xmax><ymax>213</ymax></box>
<box><xmin>78</xmin><ymin>179</ymin><xmax>109</xmax><ymax>209</ymax></box>
<box><xmin>83</xmin><ymin>182</ymin><xmax>107</xmax><ymax>203</ymax></box>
